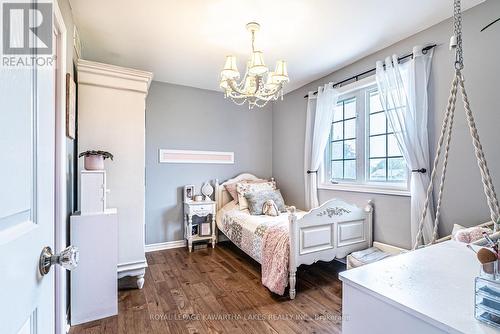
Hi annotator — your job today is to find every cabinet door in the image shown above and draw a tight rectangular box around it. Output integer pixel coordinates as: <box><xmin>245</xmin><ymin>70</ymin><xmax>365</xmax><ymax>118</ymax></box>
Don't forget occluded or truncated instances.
<box><xmin>81</xmin><ymin>173</ymin><xmax>105</xmax><ymax>213</ymax></box>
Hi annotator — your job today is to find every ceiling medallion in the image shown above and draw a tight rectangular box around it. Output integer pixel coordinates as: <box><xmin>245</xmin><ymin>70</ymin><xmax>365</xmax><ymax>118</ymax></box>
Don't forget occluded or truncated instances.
<box><xmin>219</xmin><ymin>22</ymin><xmax>289</xmax><ymax>109</ymax></box>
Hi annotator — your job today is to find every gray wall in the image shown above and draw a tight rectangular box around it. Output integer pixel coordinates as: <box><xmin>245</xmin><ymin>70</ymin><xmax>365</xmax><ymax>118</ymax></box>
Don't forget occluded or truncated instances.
<box><xmin>146</xmin><ymin>82</ymin><xmax>273</xmax><ymax>244</ymax></box>
<box><xmin>272</xmin><ymin>0</ymin><xmax>500</xmax><ymax>249</ymax></box>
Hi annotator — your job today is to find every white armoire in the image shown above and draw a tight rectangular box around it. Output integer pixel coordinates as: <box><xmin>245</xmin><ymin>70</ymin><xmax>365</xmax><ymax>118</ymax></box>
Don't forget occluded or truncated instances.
<box><xmin>77</xmin><ymin>59</ymin><xmax>153</xmax><ymax>288</ymax></box>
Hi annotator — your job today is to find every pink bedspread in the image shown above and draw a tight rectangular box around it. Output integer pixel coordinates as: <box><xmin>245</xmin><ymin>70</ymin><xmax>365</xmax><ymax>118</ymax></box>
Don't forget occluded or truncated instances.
<box><xmin>261</xmin><ymin>225</ymin><xmax>289</xmax><ymax>295</ymax></box>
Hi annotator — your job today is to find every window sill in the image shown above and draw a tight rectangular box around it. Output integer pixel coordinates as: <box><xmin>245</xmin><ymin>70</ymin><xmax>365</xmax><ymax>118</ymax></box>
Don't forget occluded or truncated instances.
<box><xmin>318</xmin><ymin>183</ymin><xmax>411</xmax><ymax>197</ymax></box>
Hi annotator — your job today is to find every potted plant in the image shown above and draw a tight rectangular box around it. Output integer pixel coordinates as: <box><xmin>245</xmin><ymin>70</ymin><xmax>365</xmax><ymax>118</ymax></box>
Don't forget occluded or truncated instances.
<box><xmin>79</xmin><ymin>150</ymin><xmax>113</xmax><ymax>170</ymax></box>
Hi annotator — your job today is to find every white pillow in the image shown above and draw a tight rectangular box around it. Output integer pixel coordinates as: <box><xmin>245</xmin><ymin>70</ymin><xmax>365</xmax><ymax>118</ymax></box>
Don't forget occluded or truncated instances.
<box><xmin>224</xmin><ymin>178</ymin><xmax>266</xmax><ymax>203</ymax></box>
<box><xmin>236</xmin><ymin>181</ymin><xmax>276</xmax><ymax>211</ymax></box>
<box><xmin>451</xmin><ymin>224</ymin><xmax>465</xmax><ymax>239</ymax></box>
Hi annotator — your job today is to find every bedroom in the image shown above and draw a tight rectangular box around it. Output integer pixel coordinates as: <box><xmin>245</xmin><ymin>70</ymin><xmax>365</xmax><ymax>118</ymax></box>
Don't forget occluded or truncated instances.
<box><xmin>1</xmin><ymin>0</ymin><xmax>500</xmax><ymax>333</ymax></box>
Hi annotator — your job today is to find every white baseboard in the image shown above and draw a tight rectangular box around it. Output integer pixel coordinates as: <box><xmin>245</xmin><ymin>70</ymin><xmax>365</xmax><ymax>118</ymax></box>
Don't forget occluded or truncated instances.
<box><xmin>145</xmin><ymin>240</ymin><xmax>186</xmax><ymax>253</ymax></box>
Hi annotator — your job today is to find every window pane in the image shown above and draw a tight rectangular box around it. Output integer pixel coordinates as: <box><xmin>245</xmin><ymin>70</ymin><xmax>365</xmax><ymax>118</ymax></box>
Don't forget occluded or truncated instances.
<box><xmin>388</xmin><ymin>157</ymin><xmax>407</xmax><ymax>181</ymax></box>
<box><xmin>370</xmin><ymin>135</ymin><xmax>386</xmax><ymax>158</ymax></box>
<box><xmin>344</xmin><ymin>99</ymin><xmax>356</xmax><ymax>118</ymax></box>
<box><xmin>370</xmin><ymin>112</ymin><xmax>386</xmax><ymax>135</ymax></box>
<box><xmin>331</xmin><ymin>161</ymin><xmax>343</xmax><ymax>180</ymax></box>
<box><xmin>344</xmin><ymin>160</ymin><xmax>356</xmax><ymax>180</ymax></box>
<box><xmin>344</xmin><ymin>139</ymin><xmax>356</xmax><ymax>159</ymax></box>
<box><xmin>369</xmin><ymin>158</ymin><xmax>386</xmax><ymax>181</ymax></box>
<box><xmin>387</xmin><ymin>118</ymin><xmax>394</xmax><ymax>133</ymax></box>
<box><xmin>333</xmin><ymin>104</ymin><xmax>343</xmax><ymax>122</ymax></box>
<box><xmin>332</xmin><ymin>122</ymin><xmax>343</xmax><ymax>141</ymax></box>
<box><xmin>331</xmin><ymin>141</ymin><xmax>343</xmax><ymax>160</ymax></box>
<box><xmin>388</xmin><ymin>134</ymin><xmax>402</xmax><ymax>156</ymax></box>
<box><xmin>344</xmin><ymin>119</ymin><xmax>356</xmax><ymax>139</ymax></box>
<box><xmin>370</xmin><ymin>91</ymin><xmax>383</xmax><ymax>113</ymax></box>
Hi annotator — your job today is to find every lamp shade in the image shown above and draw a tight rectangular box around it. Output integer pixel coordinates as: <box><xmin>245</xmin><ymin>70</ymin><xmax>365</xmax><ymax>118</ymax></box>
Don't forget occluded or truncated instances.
<box><xmin>221</xmin><ymin>55</ymin><xmax>240</xmax><ymax>79</ymax></box>
<box><xmin>265</xmin><ymin>72</ymin><xmax>279</xmax><ymax>90</ymax></box>
<box><xmin>273</xmin><ymin>60</ymin><xmax>289</xmax><ymax>82</ymax></box>
<box><xmin>243</xmin><ymin>76</ymin><xmax>257</xmax><ymax>94</ymax></box>
<box><xmin>249</xmin><ymin>51</ymin><xmax>268</xmax><ymax>75</ymax></box>
<box><xmin>220</xmin><ymin>78</ymin><xmax>229</xmax><ymax>90</ymax></box>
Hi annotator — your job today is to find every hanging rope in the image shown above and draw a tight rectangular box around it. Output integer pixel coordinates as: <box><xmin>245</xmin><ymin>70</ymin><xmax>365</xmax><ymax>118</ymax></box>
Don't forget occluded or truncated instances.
<box><xmin>413</xmin><ymin>0</ymin><xmax>500</xmax><ymax>249</ymax></box>
<box><xmin>413</xmin><ymin>75</ymin><xmax>459</xmax><ymax>249</ymax></box>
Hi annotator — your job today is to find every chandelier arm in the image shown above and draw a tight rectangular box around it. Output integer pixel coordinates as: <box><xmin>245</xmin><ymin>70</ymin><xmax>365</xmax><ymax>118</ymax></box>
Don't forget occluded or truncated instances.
<box><xmin>254</xmin><ymin>76</ymin><xmax>261</xmax><ymax>95</ymax></box>
<box><xmin>228</xmin><ymin>92</ymin><xmax>249</xmax><ymax>99</ymax></box>
<box><xmin>227</xmin><ymin>79</ymin><xmax>250</xmax><ymax>97</ymax></box>
<box><xmin>259</xmin><ymin>83</ymin><xmax>284</xmax><ymax>98</ymax></box>
<box><xmin>251</xmin><ymin>29</ymin><xmax>255</xmax><ymax>52</ymax></box>
<box><xmin>227</xmin><ymin>80</ymin><xmax>283</xmax><ymax>100</ymax></box>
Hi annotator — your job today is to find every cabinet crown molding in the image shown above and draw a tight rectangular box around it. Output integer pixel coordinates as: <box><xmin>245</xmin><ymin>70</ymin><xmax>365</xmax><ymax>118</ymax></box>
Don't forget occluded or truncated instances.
<box><xmin>77</xmin><ymin>59</ymin><xmax>153</xmax><ymax>95</ymax></box>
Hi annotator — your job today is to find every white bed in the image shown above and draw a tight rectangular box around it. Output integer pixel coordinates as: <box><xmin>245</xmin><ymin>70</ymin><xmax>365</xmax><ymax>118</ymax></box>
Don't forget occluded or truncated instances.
<box><xmin>215</xmin><ymin>173</ymin><xmax>374</xmax><ymax>299</ymax></box>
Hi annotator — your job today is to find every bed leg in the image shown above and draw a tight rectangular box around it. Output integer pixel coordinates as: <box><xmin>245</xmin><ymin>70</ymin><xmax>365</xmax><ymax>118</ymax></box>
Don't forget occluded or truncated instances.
<box><xmin>289</xmin><ymin>270</ymin><xmax>296</xmax><ymax>299</ymax></box>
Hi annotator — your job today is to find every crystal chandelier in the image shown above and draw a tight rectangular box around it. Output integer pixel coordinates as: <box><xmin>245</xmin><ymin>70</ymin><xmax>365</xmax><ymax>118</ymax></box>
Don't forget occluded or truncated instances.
<box><xmin>219</xmin><ymin>22</ymin><xmax>289</xmax><ymax>109</ymax></box>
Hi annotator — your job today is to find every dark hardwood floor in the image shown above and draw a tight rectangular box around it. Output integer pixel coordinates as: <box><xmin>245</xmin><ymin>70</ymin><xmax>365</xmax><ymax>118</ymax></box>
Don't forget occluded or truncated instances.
<box><xmin>70</xmin><ymin>242</ymin><xmax>345</xmax><ymax>334</ymax></box>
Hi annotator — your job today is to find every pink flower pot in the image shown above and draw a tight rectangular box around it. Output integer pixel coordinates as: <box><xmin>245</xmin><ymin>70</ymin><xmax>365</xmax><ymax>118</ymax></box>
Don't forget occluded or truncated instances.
<box><xmin>84</xmin><ymin>155</ymin><xmax>105</xmax><ymax>170</ymax></box>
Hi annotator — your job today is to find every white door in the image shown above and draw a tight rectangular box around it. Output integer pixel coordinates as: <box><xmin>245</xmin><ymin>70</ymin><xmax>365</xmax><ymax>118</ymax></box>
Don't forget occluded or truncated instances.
<box><xmin>0</xmin><ymin>1</ymin><xmax>56</xmax><ymax>333</ymax></box>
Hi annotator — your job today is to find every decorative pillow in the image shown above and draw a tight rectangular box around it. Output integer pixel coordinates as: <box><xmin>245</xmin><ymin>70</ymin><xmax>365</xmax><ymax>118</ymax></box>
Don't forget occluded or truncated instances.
<box><xmin>451</xmin><ymin>224</ymin><xmax>465</xmax><ymax>239</ymax></box>
<box><xmin>263</xmin><ymin>200</ymin><xmax>280</xmax><ymax>217</ymax></box>
<box><xmin>453</xmin><ymin>225</ymin><xmax>492</xmax><ymax>243</ymax></box>
<box><xmin>224</xmin><ymin>179</ymin><xmax>266</xmax><ymax>203</ymax></box>
<box><xmin>237</xmin><ymin>181</ymin><xmax>276</xmax><ymax>211</ymax></box>
<box><xmin>245</xmin><ymin>189</ymin><xmax>286</xmax><ymax>215</ymax></box>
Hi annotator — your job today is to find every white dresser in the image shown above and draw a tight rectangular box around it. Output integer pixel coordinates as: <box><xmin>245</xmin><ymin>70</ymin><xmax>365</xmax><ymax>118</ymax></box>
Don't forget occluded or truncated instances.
<box><xmin>339</xmin><ymin>241</ymin><xmax>497</xmax><ymax>334</ymax></box>
<box><xmin>77</xmin><ymin>59</ymin><xmax>153</xmax><ymax>288</ymax></box>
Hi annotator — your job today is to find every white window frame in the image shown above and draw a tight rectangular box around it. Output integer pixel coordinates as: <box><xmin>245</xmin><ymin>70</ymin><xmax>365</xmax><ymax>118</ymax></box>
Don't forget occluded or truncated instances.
<box><xmin>318</xmin><ymin>76</ymin><xmax>410</xmax><ymax>197</ymax></box>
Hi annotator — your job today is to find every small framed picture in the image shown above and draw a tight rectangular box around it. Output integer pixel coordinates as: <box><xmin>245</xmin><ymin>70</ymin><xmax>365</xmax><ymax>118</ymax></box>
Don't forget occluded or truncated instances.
<box><xmin>200</xmin><ymin>222</ymin><xmax>211</xmax><ymax>237</ymax></box>
<box><xmin>184</xmin><ymin>185</ymin><xmax>195</xmax><ymax>202</ymax></box>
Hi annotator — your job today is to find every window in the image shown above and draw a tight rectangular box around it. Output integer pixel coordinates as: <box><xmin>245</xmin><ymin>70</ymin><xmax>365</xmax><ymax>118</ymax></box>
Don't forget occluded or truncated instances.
<box><xmin>322</xmin><ymin>78</ymin><xmax>409</xmax><ymax>193</ymax></box>
<box><xmin>367</xmin><ymin>90</ymin><xmax>407</xmax><ymax>183</ymax></box>
<box><xmin>330</xmin><ymin>98</ymin><xmax>357</xmax><ymax>180</ymax></box>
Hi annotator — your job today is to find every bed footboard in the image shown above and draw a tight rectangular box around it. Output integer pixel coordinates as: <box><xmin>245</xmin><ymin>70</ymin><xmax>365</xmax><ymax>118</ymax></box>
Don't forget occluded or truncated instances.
<box><xmin>288</xmin><ymin>199</ymin><xmax>373</xmax><ymax>299</ymax></box>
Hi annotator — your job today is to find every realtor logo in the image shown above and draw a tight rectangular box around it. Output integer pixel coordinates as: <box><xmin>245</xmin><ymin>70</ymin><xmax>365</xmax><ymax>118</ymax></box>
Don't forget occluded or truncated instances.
<box><xmin>2</xmin><ymin>2</ymin><xmax>52</xmax><ymax>55</ymax></box>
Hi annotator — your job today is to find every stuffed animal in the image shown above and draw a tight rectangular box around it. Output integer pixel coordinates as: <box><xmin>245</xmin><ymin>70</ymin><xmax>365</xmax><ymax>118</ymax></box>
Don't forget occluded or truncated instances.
<box><xmin>263</xmin><ymin>200</ymin><xmax>279</xmax><ymax>216</ymax></box>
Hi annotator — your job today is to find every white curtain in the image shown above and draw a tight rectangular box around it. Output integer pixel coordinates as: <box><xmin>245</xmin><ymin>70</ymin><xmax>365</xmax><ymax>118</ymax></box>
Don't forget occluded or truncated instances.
<box><xmin>304</xmin><ymin>83</ymin><xmax>339</xmax><ymax>209</ymax></box>
<box><xmin>376</xmin><ymin>46</ymin><xmax>434</xmax><ymax>245</ymax></box>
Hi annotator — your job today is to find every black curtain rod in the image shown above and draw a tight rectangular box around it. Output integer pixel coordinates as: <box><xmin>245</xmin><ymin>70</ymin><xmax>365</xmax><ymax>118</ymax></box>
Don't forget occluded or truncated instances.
<box><xmin>303</xmin><ymin>44</ymin><xmax>437</xmax><ymax>99</ymax></box>
<box><xmin>481</xmin><ymin>18</ymin><xmax>500</xmax><ymax>32</ymax></box>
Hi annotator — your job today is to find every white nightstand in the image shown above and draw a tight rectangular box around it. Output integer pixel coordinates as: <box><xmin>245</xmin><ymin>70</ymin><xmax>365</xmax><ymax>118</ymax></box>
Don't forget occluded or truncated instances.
<box><xmin>183</xmin><ymin>201</ymin><xmax>217</xmax><ymax>252</ymax></box>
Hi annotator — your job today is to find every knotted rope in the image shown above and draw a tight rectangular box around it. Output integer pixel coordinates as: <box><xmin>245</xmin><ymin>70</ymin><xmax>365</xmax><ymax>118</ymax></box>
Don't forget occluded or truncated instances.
<box><xmin>412</xmin><ymin>0</ymin><xmax>499</xmax><ymax>249</ymax></box>
<box><xmin>413</xmin><ymin>71</ymin><xmax>500</xmax><ymax>249</ymax></box>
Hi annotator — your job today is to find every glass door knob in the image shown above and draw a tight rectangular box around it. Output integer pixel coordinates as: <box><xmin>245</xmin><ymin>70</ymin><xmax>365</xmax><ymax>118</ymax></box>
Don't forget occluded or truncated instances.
<box><xmin>39</xmin><ymin>245</ymin><xmax>79</xmax><ymax>276</ymax></box>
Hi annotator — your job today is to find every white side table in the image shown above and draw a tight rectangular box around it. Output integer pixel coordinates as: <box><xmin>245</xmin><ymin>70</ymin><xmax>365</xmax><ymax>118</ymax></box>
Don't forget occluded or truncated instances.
<box><xmin>183</xmin><ymin>201</ymin><xmax>217</xmax><ymax>252</ymax></box>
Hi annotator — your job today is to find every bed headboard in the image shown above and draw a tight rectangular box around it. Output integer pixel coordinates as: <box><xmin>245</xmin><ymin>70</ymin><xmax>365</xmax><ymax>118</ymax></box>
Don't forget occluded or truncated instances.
<box><xmin>215</xmin><ymin>173</ymin><xmax>271</xmax><ymax>212</ymax></box>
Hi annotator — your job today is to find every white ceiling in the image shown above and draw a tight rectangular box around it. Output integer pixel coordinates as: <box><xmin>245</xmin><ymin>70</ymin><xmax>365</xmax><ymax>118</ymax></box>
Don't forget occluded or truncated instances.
<box><xmin>69</xmin><ymin>0</ymin><xmax>484</xmax><ymax>93</ymax></box>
